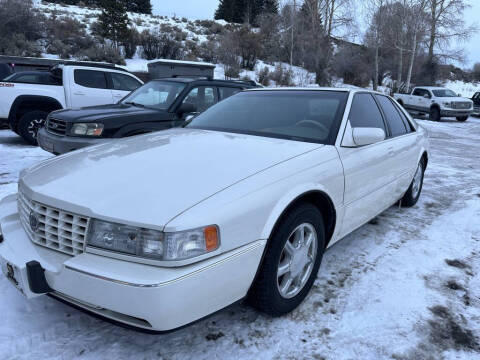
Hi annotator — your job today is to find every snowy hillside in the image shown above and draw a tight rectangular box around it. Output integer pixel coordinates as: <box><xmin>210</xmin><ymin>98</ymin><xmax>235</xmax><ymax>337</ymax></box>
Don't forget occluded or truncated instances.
<box><xmin>36</xmin><ymin>1</ymin><xmax>317</xmax><ymax>87</ymax></box>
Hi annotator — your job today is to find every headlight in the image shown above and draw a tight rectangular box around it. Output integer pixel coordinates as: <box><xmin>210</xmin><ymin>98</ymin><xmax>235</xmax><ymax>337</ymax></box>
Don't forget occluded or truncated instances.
<box><xmin>71</xmin><ymin>123</ymin><xmax>104</xmax><ymax>136</ymax></box>
<box><xmin>442</xmin><ymin>102</ymin><xmax>451</xmax><ymax>108</ymax></box>
<box><xmin>86</xmin><ymin>220</ymin><xmax>219</xmax><ymax>261</ymax></box>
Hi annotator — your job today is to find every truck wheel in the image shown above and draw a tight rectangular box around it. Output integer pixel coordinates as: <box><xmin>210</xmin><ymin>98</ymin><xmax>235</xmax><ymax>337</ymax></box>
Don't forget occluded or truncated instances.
<box><xmin>18</xmin><ymin>111</ymin><xmax>48</xmax><ymax>145</ymax></box>
<box><xmin>429</xmin><ymin>107</ymin><xmax>440</xmax><ymax>122</ymax></box>
<box><xmin>456</xmin><ymin>116</ymin><xmax>468</xmax><ymax>122</ymax></box>
<box><xmin>248</xmin><ymin>203</ymin><xmax>325</xmax><ymax>316</ymax></box>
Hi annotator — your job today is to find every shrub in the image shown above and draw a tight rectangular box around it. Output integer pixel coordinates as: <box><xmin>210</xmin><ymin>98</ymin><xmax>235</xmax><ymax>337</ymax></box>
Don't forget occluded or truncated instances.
<box><xmin>140</xmin><ymin>29</ymin><xmax>184</xmax><ymax>60</ymax></box>
<box><xmin>122</xmin><ymin>27</ymin><xmax>141</xmax><ymax>58</ymax></box>
<box><xmin>78</xmin><ymin>43</ymin><xmax>125</xmax><ymax>65</ymax></box>
<box><xmin>257</xmin><ymin>66</ymin><xmax>271</xmax><ymax>86</ymax></box>
<box><xmin>270</xmin><ymin>64</ymin><xmax>293</xmax><ymax>86</ymax></box>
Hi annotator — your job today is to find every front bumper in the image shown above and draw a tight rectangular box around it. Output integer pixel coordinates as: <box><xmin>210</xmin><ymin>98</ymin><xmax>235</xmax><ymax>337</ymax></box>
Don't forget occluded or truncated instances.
<box><xmin>37</xmin><ymin>128</ymin><xmax>113</xmax><ymax>155</ymax></box>
<box><xmin>0</xmin><ymin>194</ymin><xmax>266</xmax><ymax>331</ymax></box>
<box><xmin>472</xmin><ymin>107</ymin><xmax>480</xmax><ymax>116</ymax></box>
<box><xmin>440</xmin><ymin>109</ymin><xmax>472</xmax><ymax>118</ymax></box>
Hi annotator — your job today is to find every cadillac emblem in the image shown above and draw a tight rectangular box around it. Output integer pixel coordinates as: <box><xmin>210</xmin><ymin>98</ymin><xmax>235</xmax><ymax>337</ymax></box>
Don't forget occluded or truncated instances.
<box><xmin>29</xmin><ymin>211</ymin><xmax>40</xmax><ymax>232</ymax></box>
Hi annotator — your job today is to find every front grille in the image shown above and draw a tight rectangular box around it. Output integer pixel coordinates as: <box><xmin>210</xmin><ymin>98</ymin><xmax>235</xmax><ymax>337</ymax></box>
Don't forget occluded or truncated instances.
<box><xmin>18</xmin><ymin>191</ymin><xmax>90</xmax><ymax>256</ymax></box>
<box><xmin>47</xmin><ymin>117</ymin><xmax>67</xmax><ymax>135</ymax></box>
<box><xmin>451</xmin><ymin>102</ymin><xmax>472</xmax><ymax>110</ymax></box>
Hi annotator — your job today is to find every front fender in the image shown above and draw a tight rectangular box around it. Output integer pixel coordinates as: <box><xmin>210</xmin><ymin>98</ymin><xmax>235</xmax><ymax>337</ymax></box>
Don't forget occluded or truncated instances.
<box><xmin>259</xmin><ymin>183</ymin><xmax>339</xmax><ymax>240</ymax></box>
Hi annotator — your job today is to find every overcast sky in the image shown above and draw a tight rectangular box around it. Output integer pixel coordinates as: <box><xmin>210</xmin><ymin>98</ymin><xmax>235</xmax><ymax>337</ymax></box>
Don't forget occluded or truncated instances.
<box><xmin>152</xmin><ymin>0</ymin><xmax>480</xmax><ymax>68</ymax></box>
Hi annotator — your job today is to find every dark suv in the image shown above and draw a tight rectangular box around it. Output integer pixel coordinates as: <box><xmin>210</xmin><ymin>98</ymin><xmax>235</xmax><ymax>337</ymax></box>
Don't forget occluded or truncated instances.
<box><xmin>38</xmin><ymin>77</ymin><xmax>257</xmax><ymax>155</ymax></box>
<box><xmin>472</xmin><ymin>92</ymin><xmax>480</xmax><ymax>116</ymax></box>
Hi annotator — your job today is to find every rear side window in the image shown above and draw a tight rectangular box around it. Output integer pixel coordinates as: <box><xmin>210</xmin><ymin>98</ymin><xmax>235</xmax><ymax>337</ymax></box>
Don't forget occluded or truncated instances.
<box><xmin>74</xmin><ymin>70</ymin><xmax>107</xmax><ymax>89</ymax></box>
<box><xmin>392</xmin><ymin>100</ymin><xmax>415</xmax><ymax>132</ymax></box>
<box><xmin>111</xmin><ymin>73</ymin><xmax>142</xmax><ymax>91</ymax></box>
<box><xmin>349</xmin><ymin>93</ymin><xmax>386</xmax><ymax>131</ymax></box>
<box><xmin>376</xmin><ymin>95</ymin><xmax>408</xmax><ymax>137</ymax></box>
<box><xmin>219</xmin><ymin>87</ymin><xmax>241</xmax><ymax>100</ymax></box>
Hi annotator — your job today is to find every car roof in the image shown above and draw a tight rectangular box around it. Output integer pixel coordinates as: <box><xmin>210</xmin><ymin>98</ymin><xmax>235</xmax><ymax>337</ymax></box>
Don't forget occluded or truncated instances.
<box><xmin>414</xmin><ymin>86</ymin><xmax>447</xmax><ymax>90</ymax></box>
<box><xmin>244</xmin><ymin>87</ymin><xmax>385</xmax><ymax>95</ymax></box>
<box><xmin>152</xmin><ymin>77</ymin><xmax>257</xmax><ymax>87</ymax></box>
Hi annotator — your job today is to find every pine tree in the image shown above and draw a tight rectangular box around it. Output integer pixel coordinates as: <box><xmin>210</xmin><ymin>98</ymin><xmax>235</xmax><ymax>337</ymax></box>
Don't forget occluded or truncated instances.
<box><xmin>98</xmin><ymin>0</ymin><xmax>130</xmax><ymax>48</ymax></box>
<box><xmin>215</xmin><ymin>0</ymin><xmax>238</xmax><ymax>23</ymax></box>
<box><xmin>263</xmin><ymin>0</ymin><xmax>278</xmax><ymax>15</ymax></box>
<box><xmin>125</xmin><ymin>0</ymin><xmax>152</xmax><ymax>15</ymax></box>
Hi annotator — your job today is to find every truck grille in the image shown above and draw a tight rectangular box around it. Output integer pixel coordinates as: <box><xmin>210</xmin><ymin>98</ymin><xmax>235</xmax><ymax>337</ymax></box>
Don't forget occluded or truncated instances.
<box><xmin>46</xmin><ymin>117</ymin><xmax>67</xmax><ymax>135</ymax></box>
<box><xmin>451</xmin><ymin>102</ymin><xmax>472</xmax><ymax>110</ymax></box>
<box><xmin>18</xmin><ymin>191</ymin><xmax>90</xmax><ymax>256</ymax></box>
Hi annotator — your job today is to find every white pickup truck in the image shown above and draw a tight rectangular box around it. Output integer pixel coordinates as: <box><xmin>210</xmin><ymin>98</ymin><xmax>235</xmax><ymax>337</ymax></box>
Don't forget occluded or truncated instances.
<box><xmin>393</xmin><ymin>86</ymin><xmax>473</xmax><ymax>122</ymax></box>
<box><xmin>0</xmin><ymin>64</ymin><xmax>143</xmax><ymax>144</ymax></box>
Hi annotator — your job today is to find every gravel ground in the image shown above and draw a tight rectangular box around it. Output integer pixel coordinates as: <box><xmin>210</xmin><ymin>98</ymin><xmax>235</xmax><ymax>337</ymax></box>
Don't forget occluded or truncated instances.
<box><xmin>0</xmin><ymin>117</ymin><xmax>479</xmax><ymax>360</ymax></box>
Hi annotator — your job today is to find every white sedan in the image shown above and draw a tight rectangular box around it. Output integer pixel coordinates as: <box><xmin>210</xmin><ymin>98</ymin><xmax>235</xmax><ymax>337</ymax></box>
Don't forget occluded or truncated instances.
<box><xmin>0</xmin><ymin>88</ymin><xmax>429</xmax><ymax>332</ymax></box>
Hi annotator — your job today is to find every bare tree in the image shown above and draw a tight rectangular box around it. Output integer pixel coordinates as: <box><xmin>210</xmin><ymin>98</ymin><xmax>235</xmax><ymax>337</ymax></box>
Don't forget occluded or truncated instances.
<box><xmin>405</xmin><ymin>0</ymin><xmax>428</xmax><ymax>91</ymax></box>
<box><xmin>425</xmin><ymin>0</ymin><xmax>476</xmax><ymax>84</ymax></box>
<box><xmin>364</xmin><ymin>0</ymin><xmax>390</xmax><ymax>90</ymax></box>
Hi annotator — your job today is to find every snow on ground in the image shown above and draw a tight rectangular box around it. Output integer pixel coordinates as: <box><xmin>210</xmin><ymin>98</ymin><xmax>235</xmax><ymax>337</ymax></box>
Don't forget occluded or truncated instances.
<box><xmin>0</xmin><ymin>116</ymin><xmax>480</xmax><ymax>359</ymax></box>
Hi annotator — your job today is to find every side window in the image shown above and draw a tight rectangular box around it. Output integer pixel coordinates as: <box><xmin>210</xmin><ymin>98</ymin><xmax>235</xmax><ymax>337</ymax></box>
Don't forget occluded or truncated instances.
<box><xmin>412</xmin><ymin>88</ymin><xmax>422</xmax><ymax>96</ymax></box>
<box><xmin>392</xmin><ymin>100</ymin><xmax>415</xmax><ymax>133</ymax></box>
<box><xmin>219</xmin><ymin>87</ymin><xmax>241</xmax><ymax>101</ymax></box>
<box><xmin>349</xmin><ymin>93</ymin><xmax>386</xmax><ymax>131</ymax></box>
<box><xmin>376</xmin><ymin>95</ymin><xmax>408</xmax><ymax>137</ymax></box>
<box><xmin>74</xmin><ymin>70</ymin><xmax>107</xmax><ymax>89</ymax></box>
<box><xmin>111</xmin><ymin>73</ymin><xmax>142</xmax><ymax>92</ymax></box>
<box><xmin>182</xmin><ymin>86</ymin><xmax>217</xmax><ymax>112</ymax></box>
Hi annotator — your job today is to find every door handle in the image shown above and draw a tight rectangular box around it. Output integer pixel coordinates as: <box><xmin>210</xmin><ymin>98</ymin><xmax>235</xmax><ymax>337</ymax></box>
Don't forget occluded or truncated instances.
<box><xmin>388</xmin><ymin>148</ymin><xmax>395</xmax><ymax>157</ymax></box>
<box><xmin>74</xmin><ymin>91</ymin><xmax>85</xmax><ymax>96</ymax></box>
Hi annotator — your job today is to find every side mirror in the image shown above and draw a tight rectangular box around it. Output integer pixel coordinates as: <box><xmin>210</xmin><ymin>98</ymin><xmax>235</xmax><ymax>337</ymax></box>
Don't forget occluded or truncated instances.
<box><xmin>458</xmin><ymin>93</ymin><xmax>462</xmax><ymax>97</ymax></box>
<box><xmin>177</xmin><ymin>102</ymin><xmax>197</xmax><ymax>116</ymax></box>
<box><xmin>352</xmin><ymin>127</ymin><xmax>386</xmax><ymax>147</ymax></box>
<box><xmin>423</xmin><ymin>94</ymin><xmax>430</xmax><ymax>99</ymax></box>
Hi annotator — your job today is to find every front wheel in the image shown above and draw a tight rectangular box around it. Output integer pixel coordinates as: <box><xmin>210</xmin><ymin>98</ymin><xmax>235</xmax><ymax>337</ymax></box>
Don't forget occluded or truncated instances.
<box><xmin>429</xmin><ymin>107</ymin><xmax>441</xmax><ymax>122</ymax></box>
<box><xmin>248</xmin><ymin>203</ymin><xmax>325</xmax><ymax>316</ymax></box>
<box><xmin>401</xmin><ymin>160</ymin><xmax>425</xmax><ymax>207</ymax></box>
<box><xmin>456</xmin><ymin>116</ymin><xmax>468</xmax><ymax>122</ymax></box>
<box><xmin>18</xmin><ymin>110</ymin><xmax>49</xmax><ymax>145</ymax></box>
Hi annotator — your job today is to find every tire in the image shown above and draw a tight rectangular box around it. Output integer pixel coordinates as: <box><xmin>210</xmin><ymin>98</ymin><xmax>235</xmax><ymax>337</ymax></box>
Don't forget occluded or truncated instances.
<box><xmin>248</xmin><ymin>203</ymin><xmax>325</xmax><ymax>316</ymax></box>
<box><xmin>401</xmin><ymin>160</ymin><xmax>425</xmax><ymax>207</ymax></box>
<box><xmin>429</xmin><ymin>107</ymin><xmax>441</xmax><ymax>122</ymax></box>
<box><xmin>456</xmin><ymin>116</ymin><xmax>468</xmax><ymax>122</ymax></box>
<box><xmin>18</xmin><ymin>111</ymin><xmax>48</xmax><ymax>145</ymax></box>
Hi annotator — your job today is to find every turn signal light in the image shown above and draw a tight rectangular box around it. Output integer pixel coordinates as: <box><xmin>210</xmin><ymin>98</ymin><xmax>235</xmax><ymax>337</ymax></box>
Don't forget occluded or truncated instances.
<box><xmin>204</xmin><ymin>226</ymin><xmax>219</xmax><ymax>251</ymax></box>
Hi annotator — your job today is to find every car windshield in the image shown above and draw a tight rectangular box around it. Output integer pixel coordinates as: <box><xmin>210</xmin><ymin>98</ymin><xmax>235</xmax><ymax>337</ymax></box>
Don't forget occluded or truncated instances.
<box><xmin>187</xmin><ymin>90</ymin><xmax>348</xmax><ymax>144</ymax></box>
<box><xmin>432</xmin><ymin>89</ymin><xmax>457</xmax><ymax>97</ymax></box>
<box><xmin>121</xmin><ymin>81</ymin><xmax>186</xmax><ymax>110</ymax></box>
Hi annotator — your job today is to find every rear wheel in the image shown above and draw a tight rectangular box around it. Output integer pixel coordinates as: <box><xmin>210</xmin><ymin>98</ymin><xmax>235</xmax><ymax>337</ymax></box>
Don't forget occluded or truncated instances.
<box><xmin>456</xmin><ymin>116</ymin><xmax>468</xmax><ymax>122</ymax></box>
<box><xmin>429</xmin><ymin>107</ymin><xmax>441</xmax><ymax>122</ymax></box>
<box><xmin>18</xmin><ymin>110</ymin><xmax>48</xmax><ymax>145</ymax></box>
<box><xmin>401</xmin><ymin>160</ymin><xmax>425</xmax><ymax>207</ymax></box>
<box><xmin>248</xmin><ymin>203</ymin><xmax>325</xmax><ymax>316</ymax></box>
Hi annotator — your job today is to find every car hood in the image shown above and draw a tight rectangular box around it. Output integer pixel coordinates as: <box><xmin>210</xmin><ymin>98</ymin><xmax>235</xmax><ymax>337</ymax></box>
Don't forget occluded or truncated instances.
<box><xmin>51</xmin><ymin>104</ymin><xmax>165</xmax><ymax>123</ymax></box>
<box><xmin>20</xmin><ymin>128</ymin><xmax>322</xmax><ymax>229</ymax></box>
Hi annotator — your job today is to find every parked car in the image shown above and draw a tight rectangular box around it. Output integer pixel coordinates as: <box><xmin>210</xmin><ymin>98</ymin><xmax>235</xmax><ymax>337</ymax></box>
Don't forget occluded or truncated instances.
<box><xmin>471</xmin><ymin>92</ymin><xmax>480</xmax><ymax>116</ymax></box>
<box><xmin>37</xmin><ymin>77</ymin><xmax>257</xmax><ymax>155</ymax></box>
<box><xmin>394</xmin><ymin>86</ymin><xmax>473</xmax><ymax>122</ymax></box>
<box><xmin>0</xmin><ymin>88</ymin><xmax>429</xmax><ymax>332</ymax></box>
<box><xmin>0</xmin><ymin>63</ymin><xmax>143</xmax><ymax>145</ymax></box>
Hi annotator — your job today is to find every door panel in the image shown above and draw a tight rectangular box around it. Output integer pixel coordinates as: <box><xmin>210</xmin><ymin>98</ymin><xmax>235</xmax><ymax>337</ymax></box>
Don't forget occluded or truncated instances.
<box><xmin>338</xmin><ymin>93</ymin><xmax>395</xmax><ymax>236</ymax></box>
<box><xmin>338</xmin><ymin>142</ymin><xmax>397</xmax><ymax>237</ymax></box>
<box><xmin>70</xmin><ymin>69</ymin><xmax>114</xmax><ymax>108</ymax></box>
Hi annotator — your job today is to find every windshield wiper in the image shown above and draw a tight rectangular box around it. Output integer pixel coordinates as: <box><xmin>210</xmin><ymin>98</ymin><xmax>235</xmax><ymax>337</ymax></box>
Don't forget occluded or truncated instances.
<box><xmin>124</xmin><ymin>102</ymin><xmax>145</xmax><ymax>108</ymax></box>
